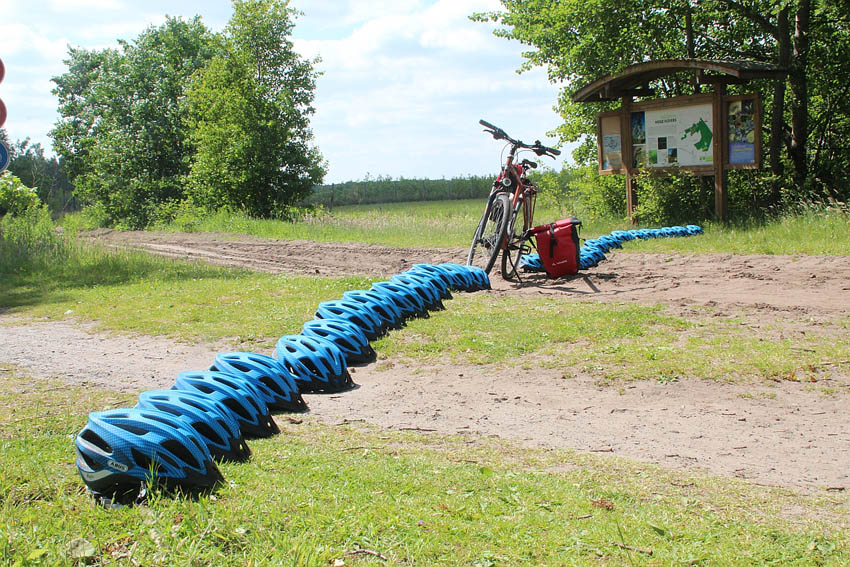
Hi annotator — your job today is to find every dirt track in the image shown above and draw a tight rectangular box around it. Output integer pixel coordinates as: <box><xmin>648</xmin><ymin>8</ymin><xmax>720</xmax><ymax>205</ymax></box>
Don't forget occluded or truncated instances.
<box><xmin>3</xmin><ymin>230</ymin><xmax>849</xmax><ymax>491</ymax></box>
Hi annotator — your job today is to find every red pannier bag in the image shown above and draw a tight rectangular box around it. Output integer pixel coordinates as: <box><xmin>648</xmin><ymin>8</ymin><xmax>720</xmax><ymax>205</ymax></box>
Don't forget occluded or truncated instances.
<box><xmin>531</xmin><ymin>218</ymin><xmax>581</xmax><ymax>277</ymax></box>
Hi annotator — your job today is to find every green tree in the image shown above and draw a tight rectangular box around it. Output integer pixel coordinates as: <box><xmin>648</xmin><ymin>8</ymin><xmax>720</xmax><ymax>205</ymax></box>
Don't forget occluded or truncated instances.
<box><xmin>475</xmin><ymin>0</ymin><xmax>850</xmax><ymax>210</ymax></box>
<box><xmin>184</xmin><ymin>0</ymin><xmax>325</xmax><ymax>217</ymax></box>
<box><xmin>51</xmin><ymin>17</ymin><xmax>218</xmax><ymax>227</ymax></box>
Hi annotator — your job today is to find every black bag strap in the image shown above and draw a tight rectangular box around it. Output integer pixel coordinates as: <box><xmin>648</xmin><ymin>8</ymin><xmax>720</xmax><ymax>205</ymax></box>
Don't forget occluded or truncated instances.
<box><xmin>548</xmin><ymin>223</ymin><xmax>557</xmax><ymax>257</ymax></box>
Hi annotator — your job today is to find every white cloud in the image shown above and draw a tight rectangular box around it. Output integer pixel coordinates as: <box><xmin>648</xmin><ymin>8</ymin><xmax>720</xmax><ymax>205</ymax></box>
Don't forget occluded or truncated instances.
<box><xmin>291</xmin><ymin>0</ymin><xmax>565</xmax><ymax>180</ymax></box>
<box><xmin>0</xmin><ymin>23</ymin><xmax>70</xmax><ymax>61</ymax></box>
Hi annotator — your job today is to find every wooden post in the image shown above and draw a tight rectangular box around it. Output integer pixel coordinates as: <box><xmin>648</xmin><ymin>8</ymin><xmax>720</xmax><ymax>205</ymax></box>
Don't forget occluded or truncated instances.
<box><xmin>620</xmin><ymin>95</ymin><xmax>637</xmax><ymax>223</ymax></box>
<box><xmin>712</xmin><ymin>84</ymin><xmax>728</xmax><ymax>221</ymax></box>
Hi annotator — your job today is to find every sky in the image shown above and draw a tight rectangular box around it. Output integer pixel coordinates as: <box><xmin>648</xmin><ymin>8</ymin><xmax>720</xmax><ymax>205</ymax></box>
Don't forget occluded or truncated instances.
<box><xmin>0</xmin><ymin>0</ymin><xmax>572</xmax><ymax>183</ymax></box>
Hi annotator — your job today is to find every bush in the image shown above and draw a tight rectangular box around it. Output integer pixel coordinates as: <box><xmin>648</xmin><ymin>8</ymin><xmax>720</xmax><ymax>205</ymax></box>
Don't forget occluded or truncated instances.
<box><xmin>570</xmin><ymin>165</ymin><xmax>627</xmax><ymax>222</ymax></box>
<box><xmin>0</xmin><ymin>172</ymin><xmax>41</xmax><ymax>217</ymax></box>
<box><xmin>633</xmin><ymin>169</ymin><xmax>713</xmax><ymax>225</ymax></box>
<box><xmin>0</xmin><ymin>204</ymin><xmax>66</xmax><ymax>273</ymax></box>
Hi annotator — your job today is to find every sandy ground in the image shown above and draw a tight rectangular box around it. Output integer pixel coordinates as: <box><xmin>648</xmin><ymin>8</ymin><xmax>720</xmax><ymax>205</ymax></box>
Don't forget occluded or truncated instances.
<box><xmin>3</xmin><ymin>230</ymin><xmax>849</xmax><ymax>491</ymax></box>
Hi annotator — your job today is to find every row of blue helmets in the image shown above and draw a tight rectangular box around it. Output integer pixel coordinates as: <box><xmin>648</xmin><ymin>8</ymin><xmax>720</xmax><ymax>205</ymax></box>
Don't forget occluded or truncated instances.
<box><xmin>520</xmin><ymin>224</ymin><xmax>703</xmax><ymax>272</ymax></box>
<box><xmin>74</xmin><ymin>263</ymin><xmax>489</xmax><ymax>505</ymax></box>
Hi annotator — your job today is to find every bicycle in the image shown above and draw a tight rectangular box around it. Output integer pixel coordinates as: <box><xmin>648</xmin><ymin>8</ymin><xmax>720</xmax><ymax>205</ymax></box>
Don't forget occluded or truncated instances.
<box><xmin>466</xmin><ymin>119</ymin><xmax>560</xmax><ymax>280</ymax></box>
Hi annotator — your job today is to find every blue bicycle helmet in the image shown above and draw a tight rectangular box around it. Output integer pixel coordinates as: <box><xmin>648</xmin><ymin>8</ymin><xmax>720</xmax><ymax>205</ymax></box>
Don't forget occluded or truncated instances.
<box><xmin>408</xmin><ymin>264</ymin><xmax>454</xmax><ymax>299</ymax></box>
<box><xmin>391</xmin><ymin>274</ymin><xmax>444</xmax><ymax>311</ymax></box>
<box><xmin>371</xmin><ymin>281</ymin><xmax>427</xmax><ymax>319</ymax></box>
<box><xmin>579</xmin><ymin>253</ymin><xmax>596</xmax><ymax>269</ymax></box>
<box><xmin>598</xmin><ymin>235</ymin><xmax>621</xmax><ymax>250</ymax></box>
<box><xmin>315</xmin><ymin>298</ymin><xmax>385</xmax><ymax>341</ymax></box>
<box><xmin>399</xmin><ymin>268</ymin><xmax>452</xmax><ymax>300</ymax></box>
<box><xmin>75</xmin><ymin>407</ymin><xmax>224</xmax><ymax>504</ymax></box>
<box><xmin>465</xmin><ymin>265</ymin><xmax>492</xmax><ymax>290</ymax></box>
<box><xmin>210</xmin><ymin>352</ymin><xmax>307</xmax><ymax>413</ymax></box>
<box><xmin>276</xmin><ymin>334</ymin><xmax>354</xmax><ymax>393</ymax></box>
<box><xmin>439</xmin><ymin>263</ymin><xmax>477</xmax><ymax>292</ymax></box>
<box><xmin>585</xmin><ymin>247</ymin><xmax>605</xmax><ymax>264</ymax></box>
<box><xmin>302</xmin><ymin>318</ymin><xmax>376</xmax><ymax>365</ymax></box>
<box><xmin>519</xmin><ymin>253</ymin><xmax>544</xmax><ymax>272</ymax></box>
<box><xmin>343</xmin><ymin>289</ymin><xmax>404</xmax><ymax>330</ymax></box>
<box><xmin>173</xmin><ymin>370</ymin><xmax>279</xmax><ymax>438</ymax></box>
<box><xmin>686</xmin><ymin>224</ymin><xmax>703</xmax><ymax>235</ymax></box>
<box><xmin>137</xmin><ymin>389</ymin><xmax>251</xmax><ymax>463</ymax></box>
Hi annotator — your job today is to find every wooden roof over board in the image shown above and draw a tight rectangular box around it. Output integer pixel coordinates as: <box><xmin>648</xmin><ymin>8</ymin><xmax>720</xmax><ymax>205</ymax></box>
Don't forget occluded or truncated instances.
<box><xmin>572</xmin><ymin>59</ymin><xmax>785</xmax><ymax>102</ymax></box>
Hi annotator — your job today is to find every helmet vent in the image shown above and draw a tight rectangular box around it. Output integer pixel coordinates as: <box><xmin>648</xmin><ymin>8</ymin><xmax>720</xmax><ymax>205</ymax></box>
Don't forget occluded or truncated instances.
<box><xmin>182</xmin><ymin>398</ymin><xmax>208</xmax><ymax>412</ymax></box>
<box><xmin>223</xmin><ymin>398</ymin><xmax>250</xmax><ymax>420</ymax></box>
<box><xmin>216</xmin><ymin>419</ymin><xmax>233</xmax><ymax>435</ymax></box>
<box><xmin>214</xmin><ymin>376</ymin><xmax>238</xmax><ymax>389</ymax></box>
<box><xmin>152</xmin><ymin>404</ymin><xmax>182</xmax><ymax>417</ymax></box>
<box><xmin>161</xmin><ymin>440</ymin><xmax>199</xmax><ymax>470</ymax></box>
<box><xmin>193</xmin><ymin>422</ymin><xmax>224</xmax><ymax>446</ymax></box>
<box><xmin>190</xmin><ymin>383</ymin><xmax>215</xmax><ymax>394</ymax></box>
<box><xmin>77</xmin><ymin>450</ymin><xmax>101</xmax><ymax>471</ymax></box>
<box><xmin>114</xmin><ymin>423</ymin><xmax>149</xmax><ymax>436</ymax></box>
<box><xmin>303</xmin><ymin>359</ymin><xmax>320</xmax><ymax>376</ymax></box>
<box><xmin>132</xmin><ymin>448</ymin><xmax>162</xmax><ymax>474</ymax></box>
<box><xmin>146</xmin><ymin>414</ymin><xmax>178</xmax><ymax>428</ymax></box>
<box><xmin>230</xmin><ymin>362</ymin><xmax>252</xmax><ymax>373</ymax></box>
<box><xmin>260</xmin><ymin>376</ymin><xmax>284</xmax><ymax>395</ymax></box>
<box><xmin>79</xmin><ymin>429</ymin><xmax>112</xmax><ymax>453</ymax></box>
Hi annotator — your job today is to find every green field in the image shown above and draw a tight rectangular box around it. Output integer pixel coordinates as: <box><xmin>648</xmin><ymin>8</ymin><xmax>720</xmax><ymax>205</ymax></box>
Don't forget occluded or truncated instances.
<box><xmin>3</xmin><ymin>203</ymin><xmax>850</xmax><ymax>565</ymax></box>
<box><xmin>95</xmin><ymin>198</ymin><xmax>850</xmax><ymax>255</ymax></box>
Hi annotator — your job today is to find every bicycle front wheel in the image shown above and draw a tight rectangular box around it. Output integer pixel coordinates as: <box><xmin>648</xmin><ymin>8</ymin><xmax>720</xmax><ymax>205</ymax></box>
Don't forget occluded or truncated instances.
<box><xmin>466</xmin><ymin>192</ymin><xmax>511</xmax><ymax>274</ymax></box>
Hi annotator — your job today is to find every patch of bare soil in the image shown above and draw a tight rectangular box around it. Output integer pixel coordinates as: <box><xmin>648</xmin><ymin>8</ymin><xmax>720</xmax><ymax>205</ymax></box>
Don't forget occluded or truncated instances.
<box><xmin>3</xmin><ymin>230</ymin><xmax>849</xmax><ymax>491</ymax></box>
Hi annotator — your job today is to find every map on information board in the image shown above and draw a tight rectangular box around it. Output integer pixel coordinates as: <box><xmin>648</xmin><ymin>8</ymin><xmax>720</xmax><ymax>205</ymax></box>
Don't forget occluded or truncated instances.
<box><xmin>634</xmin><ymin>104</ymin><xmax>714</xmax><ymax>168</ymax></box>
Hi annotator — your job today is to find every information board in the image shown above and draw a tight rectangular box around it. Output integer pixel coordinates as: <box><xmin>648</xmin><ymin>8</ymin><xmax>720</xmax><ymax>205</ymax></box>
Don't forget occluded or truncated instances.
<box><xmin>632</xmin><ymin>104</ymin><xmax>714</xmax><ymax>169</ymax></box>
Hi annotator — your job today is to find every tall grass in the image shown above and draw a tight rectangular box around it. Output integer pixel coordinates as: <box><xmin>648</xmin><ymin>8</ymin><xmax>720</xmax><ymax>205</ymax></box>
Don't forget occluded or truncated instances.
<box><xmin>0</xmin><ymin>206</ymin><xmax>67</xmax><ymax>273</ymax></box>
<box><xmin>83</xmin><ymin>197</ymin><xmax>850</xmax><ymax>254</ymax></box>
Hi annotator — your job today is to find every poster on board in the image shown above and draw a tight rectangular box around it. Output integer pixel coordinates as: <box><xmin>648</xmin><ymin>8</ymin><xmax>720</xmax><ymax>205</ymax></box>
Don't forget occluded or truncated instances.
<box><xmin>599</xmin><ymin>114</ymin><xmax>622</xmax><ymax>171</ymax></box>
<box><xmin>632</xmin><ymin>104</ymin><xmax>713</xmax><ymax>168</ymax></box>
<box><xmin>728</xmin><ymin>99</ymin><xmax>756</xmax><ymax>164</ymax></box>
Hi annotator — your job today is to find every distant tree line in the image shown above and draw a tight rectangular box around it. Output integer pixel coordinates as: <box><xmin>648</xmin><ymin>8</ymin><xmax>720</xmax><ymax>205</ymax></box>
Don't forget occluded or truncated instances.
<box><xmin>0</xmin><ymin>129</ymin><xmax>76</xmax><ymax>215</ymax></box>
<box><xmin>50</xmin><ymin>0</ymin><xmax>324</xmax><ymax>229</ymax></box>
<box><xmin>303</xmin><ymin>175</ymin><xmax>493</xmax><ymax>208</ymax></box>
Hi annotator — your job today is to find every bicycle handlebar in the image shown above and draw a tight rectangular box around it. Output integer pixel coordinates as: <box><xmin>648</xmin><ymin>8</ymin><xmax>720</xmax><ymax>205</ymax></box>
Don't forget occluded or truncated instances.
<box><xmin>479</xmin><ymin>119</ymin><xmax>560</xmax><ymax>158</ymax></box>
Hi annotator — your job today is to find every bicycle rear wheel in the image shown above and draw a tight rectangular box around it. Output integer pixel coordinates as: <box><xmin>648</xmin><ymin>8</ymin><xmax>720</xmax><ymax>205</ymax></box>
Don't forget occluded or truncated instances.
<box><xmin>466</xmin><ymin>192</ymin><xmax>511</xmax><ymax>274</ymax></box>
<box><xmin>501</xmin><ymin>208</ymin><xmax>534</xmax><ymax>281</ymax></box>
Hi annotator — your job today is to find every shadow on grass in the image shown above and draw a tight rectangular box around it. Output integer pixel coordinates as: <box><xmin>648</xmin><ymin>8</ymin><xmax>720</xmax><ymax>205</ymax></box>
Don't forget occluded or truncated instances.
<box><xmin>0</xmin><ymin>240</ymin><xmax>250</xmax><ymax>311</ymax></box>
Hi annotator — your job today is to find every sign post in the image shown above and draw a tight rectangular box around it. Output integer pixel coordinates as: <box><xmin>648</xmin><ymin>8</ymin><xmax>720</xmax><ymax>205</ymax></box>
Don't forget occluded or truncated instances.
<box><xmin>0</xmin><ymin>57</ymin><xmax>5</xmax><ymax>129</ymax></box>
<box><xmin>0</xmin><ymin>57</ymin><xmax>8</xmax><ymax>173</ymax></box>
<box><xmin>0</xmin><ymin>140</ymin><xmax>10</xmax><ymax>173</ymax></box>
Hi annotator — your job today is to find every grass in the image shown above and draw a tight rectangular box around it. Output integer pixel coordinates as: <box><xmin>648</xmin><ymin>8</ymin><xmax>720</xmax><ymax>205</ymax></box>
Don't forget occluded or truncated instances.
<box><xmin>0</xmin><ymin>240</ymin><xmax>375</xmax><ymax>349</ymax></box>
<box><xmin>67</xmin><ymin>198</ymin><xmax>850</xmax><ymax>255</ymax></box>
<box><xmin>372</xmin><ymin>295</ymin><xmax>850</xmax><ymax>384</ymax></box>
<box><xmin>1</xmin><ymin>370</ymin><xmax>848</xmax><ymax>566</ymax></box>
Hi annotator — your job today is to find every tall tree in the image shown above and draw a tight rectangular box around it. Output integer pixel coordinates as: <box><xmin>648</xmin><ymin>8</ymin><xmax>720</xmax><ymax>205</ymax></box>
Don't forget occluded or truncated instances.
<box><xmin>475</xmin><ymin>0</ymin><xmax>848</xmax><ymax>203</ymax></box>
<box><xmin>184</xmin><ymin>0</ymin><xmax>325</xmax><ymax>217</ymax></box>
<box><xmin>51</xmin><ymin>17</ymin><xmax>218</xmax><ymax>227</ymax></box>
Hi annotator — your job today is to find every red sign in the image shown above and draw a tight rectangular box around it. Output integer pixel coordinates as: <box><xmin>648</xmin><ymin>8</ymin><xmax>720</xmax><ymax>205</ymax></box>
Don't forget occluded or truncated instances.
<box><xmin>0</xmin><ymin>57</ymin><xmax>5</xmax><ymax>129</ymax></box>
